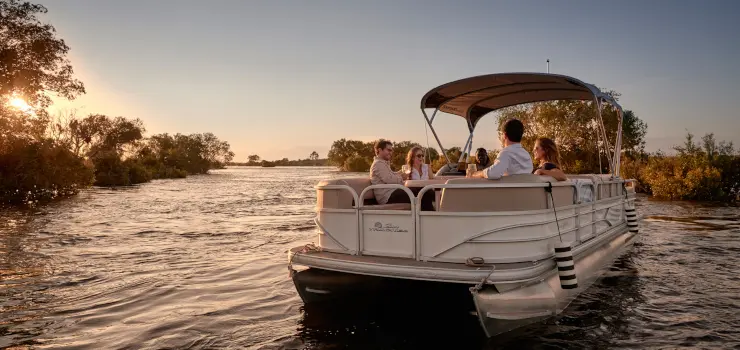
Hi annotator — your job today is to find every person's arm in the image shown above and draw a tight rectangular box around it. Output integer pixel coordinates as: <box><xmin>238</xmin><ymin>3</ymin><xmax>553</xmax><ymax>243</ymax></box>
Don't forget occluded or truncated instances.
<box><xmin>372</xmin><ymin>162</ymin><xmax>405</xmax><ymax>184</ymax></box>
<box><xmin>535</xmin><ymin>168</ymin><xmax>568</xmax><ymax>181</ymax></box>
<box><xmin>468</xmin><ymin>153</ymin><xmax>510</xmax><ymax>179</ymax></box>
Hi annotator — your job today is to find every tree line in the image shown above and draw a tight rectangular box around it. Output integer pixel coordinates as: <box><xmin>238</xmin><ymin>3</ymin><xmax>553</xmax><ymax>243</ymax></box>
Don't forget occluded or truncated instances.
<box><xmin>0</xmin><ymin>0</ymin><xmax>233</xmax><ymax>205</ymax></box>
<box><xmin>228</xmin><ymin>152</ymin><xmax>328</xmax><ymax>167</ymax></box>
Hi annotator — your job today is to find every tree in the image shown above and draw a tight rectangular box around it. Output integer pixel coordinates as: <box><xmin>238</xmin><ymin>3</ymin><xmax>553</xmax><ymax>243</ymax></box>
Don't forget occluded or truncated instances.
<box><xmin>391</xmin><ymin>141</ymin><xmax>421</xmax><ymax>169</ymax></box>
<box><xmin>65</xmin><ymin>114</ymin><xmax>145</xmax><ymax>159</ymax></box>
<box><xmin>425</xmin><ymin>147</ymin><xmax>440</xmax><ymax>163</ymax></box>
<box><xmin>248</xmin><ymin>154</ymin><xmax>260</xmax><ymax>163</ymax></box>
<box><xmin>309</xmin><ymin>151</ymin><xmax>319</xmax><ymax>161</ymax></box>
<box><xmin>622</xmin><ymin>110</ymin><xmax>648</xmax><ymax>157</ymax></box>
<box><xmin>445</xmin><ymin>147</ymin><xmax>462</xmax><ymax>163</ymax></box>
<box><xmin>327</xmin><ymin>138</ymin><xmax>373</xmax><ymax>167</ymax></box>
<box><xmin>1</xmin><ymin>0</ymin><xmax>85</xmax><ymax>109</ymax></box>
<box><xmin>194</xmin><ymin>132</ymin><xmax>234</xmax><ymax>168</ymax></box>
<box><xmin>0</xmin><ymin>0</ymin><xmax>93</xmax><ymax>203</ymax></box>
<box><xmin>496</xmin><ymin>92</ymin><xmax>647</xmax><ymax>174</ymax></box>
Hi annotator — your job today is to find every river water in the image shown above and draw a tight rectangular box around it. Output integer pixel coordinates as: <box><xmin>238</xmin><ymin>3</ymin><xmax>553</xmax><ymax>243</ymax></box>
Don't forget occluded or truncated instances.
<box><xmin>1</xmin><ymin>167</ymin><xmax>738</xmax><ymax>349</ymax></box>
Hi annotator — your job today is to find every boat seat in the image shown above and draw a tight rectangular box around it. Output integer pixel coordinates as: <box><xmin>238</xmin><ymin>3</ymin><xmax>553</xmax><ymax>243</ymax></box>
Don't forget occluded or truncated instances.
<box><xmin>317</xmin><ymin>178</ymin><xmax>374</xmax><ymax>209</ymax></box>
<box><xmin>361</xmin><ymin>203</ymin><xmax>412</xmax><ymax>211</ymax></box>
<box><xmin>439</xmin><ymin>175</ymin><xmax>574</xmax><ymax>212</ymax></box>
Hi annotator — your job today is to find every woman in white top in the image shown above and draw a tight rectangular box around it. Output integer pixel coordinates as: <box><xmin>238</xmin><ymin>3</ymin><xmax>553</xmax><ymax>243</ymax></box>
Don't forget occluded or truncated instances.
<box><xmin>406</xmin><ymin>146</ymin><xmax>434</xmax><ymax>180</ymax></box>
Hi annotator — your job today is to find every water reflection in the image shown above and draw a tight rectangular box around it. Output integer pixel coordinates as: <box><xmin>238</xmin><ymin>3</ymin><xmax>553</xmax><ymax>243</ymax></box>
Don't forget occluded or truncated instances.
<box><xmin>0</xmin><ymin>209</ymin><xmax>52</xmax><ymax>349</ymax></box>
<box><xmin>293</xmin><ymin>253</ymin><xmax>645</xmax><ymax>350</ymax></box>
<box><xmin>1</xmin><ymin>169</ymin><xmax>739</xmax><ymax>349</ymax></box>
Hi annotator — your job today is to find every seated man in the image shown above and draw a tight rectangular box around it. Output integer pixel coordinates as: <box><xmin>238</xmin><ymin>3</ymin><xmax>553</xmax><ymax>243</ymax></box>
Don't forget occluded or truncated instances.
<box><xmin>370</xmin><ymin>139</ymin><xmax>435</xmax><ymax>211</ymax></box>
<box><xmin>467</xmin><ymin>119</ymin><xmax>533</xmax><ymax>179</ymax></box>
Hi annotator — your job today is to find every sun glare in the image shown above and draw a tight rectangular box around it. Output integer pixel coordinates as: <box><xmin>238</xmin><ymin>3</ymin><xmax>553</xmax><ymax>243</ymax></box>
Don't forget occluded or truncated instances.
<box><xmin>8</xmin><ymin>97</ymin><xmax>32</xmax><ymax>112</ymax></box>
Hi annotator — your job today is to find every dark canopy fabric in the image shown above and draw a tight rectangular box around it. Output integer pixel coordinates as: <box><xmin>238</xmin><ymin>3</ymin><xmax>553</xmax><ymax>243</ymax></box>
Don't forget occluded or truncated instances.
<box><xmin>420</xmin><ymin>73</ymin><xmax>616</xmax><ymax>130</ymax></box>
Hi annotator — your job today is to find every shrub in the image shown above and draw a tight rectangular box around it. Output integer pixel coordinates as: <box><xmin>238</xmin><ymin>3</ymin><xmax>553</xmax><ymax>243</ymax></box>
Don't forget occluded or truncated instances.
<box><xmin>91</xmin><ymin>151</ymin><xmax>130</xmax><ymax>186</ymax></box>
<box><xmin>620</xmin><ymin>156</ymin><xmax>650</xmax><ymax>193</ymax></box>
<box><xmin>343</xmin><ymin>155</ymin><xmax>371</xmax><ymax>172</ymax></box>
<box><xmin>641</xmin><ymin>152</ymin><xmax>723</xmax><ymax>201</ymax></box>
<box><xmin>125</xmin><ymin>159</ymin><xmax>153</xmax><ymax>184</ymax></box>
<box><xmin>0</xmin><ymin>139</ymin><xmax>94</xmax><ymax>204</ymax></box>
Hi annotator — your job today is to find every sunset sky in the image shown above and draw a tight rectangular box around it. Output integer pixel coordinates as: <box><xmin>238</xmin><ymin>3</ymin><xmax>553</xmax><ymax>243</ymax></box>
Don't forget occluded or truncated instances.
<box><xmin>43</xmin><ymin>0</ymin><xmax>740</xmax><ymax>161</ymax></box>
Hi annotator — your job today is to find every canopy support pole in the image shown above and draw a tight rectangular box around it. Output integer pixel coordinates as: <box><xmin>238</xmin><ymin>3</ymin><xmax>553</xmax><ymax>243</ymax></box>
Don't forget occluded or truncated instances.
<box><xmin>596</xmin><ymin>121</ymin><xmax>603</xmax><ymax>174</ymax></box>
<box><xmin>469</xmin><ymin>133</ymin><xmax>474</xmax><ymax>162</ymax></box>
<box><xmin>613</xmin><ymin>109</ymin><xmax>624</xmax><ymax>178</ymax></box>
<box><xmin>594</xmin><ymin>98</ymin><xmax>614</xmax><ymax>176</ymax></box>
<box><xmin>460</xmin><ymin>132</ymin><xmax>474</xmax><ymax>165</ymax></box>
<box><xmin>422</xmin><ymin>109</ymin><xmax>450</xmax><ymax>164</ymax></box>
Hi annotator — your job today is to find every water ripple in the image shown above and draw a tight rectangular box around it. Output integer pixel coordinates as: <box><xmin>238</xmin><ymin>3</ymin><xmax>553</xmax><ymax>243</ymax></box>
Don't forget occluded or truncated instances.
<box><xmin>1</xmin><ymin>167</ymin><xmax>739</xmax><ymax>349</ymax></box>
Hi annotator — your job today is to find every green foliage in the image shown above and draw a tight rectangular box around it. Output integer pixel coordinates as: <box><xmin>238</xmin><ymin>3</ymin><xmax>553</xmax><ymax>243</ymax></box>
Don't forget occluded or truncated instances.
<box><xmin>247</xmin><ymin>154</ymin><xmax>260</xmax><ymax>163</ymax></box>
<box><xmin>90</xmin><ymin>150</ymin><xmax>131</xmax><ymax>187</ymax></box>
<box><xmin>0</xmin><ymin>130</ymin><xmax>94</xmax><ymax>204</ymax></box>
<box><xmin>327</xmin><ymin>138</ymin><xmax>440</xmax><ymax>171</ymax></box>
<box><xmin>309</xmin><ymin>151</ymin><xmax>319</xmax><ymax>161</ymax></box>
<box><xmin>0</xmin><ymin>0</ymin><xmax>85</xmax><ymax>108</ymax></box>
<box><xmin>231</xmin><ymin>158</ymin><xmax>329</xmax><ymax>166</ymax></box>
<box><xmin>445</xmin><ymin>147</ymin><xmax>462</xmax><ymax>163</ymax></box>
<box><xmin>134</xmin><ymin>132</ymin><xmax>234</xmax><ymax>179</ymax></box>
<box><xmin>344</xmin><ymin>155</ymin><xmax>371</xmax><ymax>172</ymax></box>
<box><xmin>0</xmin><ymin>0</ymin><xmax>233</xmax><ymax>204</ymax></box>
<box><xmin>125</xmin><ymin>159</ymin><xmax>153</xmax><ymax>184</ymax></box>
<box><xmin>0</xmin><ymin>0</ymin><xmax>91</xmax><ymax>205</ymax></box>
<box><xmin>1</xmin><ymin>107</ymin><xmax>234</xmax><ymax>201</ymax></box>
<box><xmin>496</xmin><ymin>94</ymin><xmax>648</xmax><ymax>174</ymax></box>
<box><xmin>639</xmin><ymin>132</ymin><xmax>739</xmax><ymax>201</ymax></box>
<box><xmin>74</xmin><ymin>116</ymin><xmax>234</xmax><ymax>186</ymax></box>
<box><xmin>327</xmin><ymin>139</ymin><xmax>375</xmax><ymax>168</ymax></box>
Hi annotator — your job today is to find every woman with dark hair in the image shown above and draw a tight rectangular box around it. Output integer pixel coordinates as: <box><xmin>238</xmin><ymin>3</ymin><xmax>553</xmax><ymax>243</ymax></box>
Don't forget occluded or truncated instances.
<box><xmin>532</xmin><ymin>137</ymin><xmax>568</xmax><ymax>181</ymax></box>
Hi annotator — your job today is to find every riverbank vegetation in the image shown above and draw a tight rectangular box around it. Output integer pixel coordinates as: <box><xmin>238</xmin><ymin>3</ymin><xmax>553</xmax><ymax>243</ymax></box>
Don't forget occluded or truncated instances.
<box><xmin>626</xmin><ymin>133</ymin><xmax>739</xmax><ymax>201</ymax></box>
<box><xmin>1</xmin><ymin>0</ymin><xmax>233</xmax><ymax>205</ymax></box>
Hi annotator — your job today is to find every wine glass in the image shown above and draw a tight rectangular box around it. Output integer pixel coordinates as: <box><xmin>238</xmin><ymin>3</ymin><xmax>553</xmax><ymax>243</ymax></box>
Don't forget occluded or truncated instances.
<box><xmin>466</xmin><ymin>163</ymin><xmax>477</xmax><ymax>177</ymax></box>
<box><xmin>401</xmin><ymin>164</ymin><xmax>410</xmax><ymax>174</ymax></box>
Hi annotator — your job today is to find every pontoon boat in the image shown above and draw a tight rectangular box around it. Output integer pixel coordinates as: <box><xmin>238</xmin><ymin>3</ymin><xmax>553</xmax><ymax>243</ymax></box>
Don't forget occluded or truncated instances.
<box><xmin>288</xmin><ymin>73</ymin><xmax>642</xmax><ymax>337</ymax></box>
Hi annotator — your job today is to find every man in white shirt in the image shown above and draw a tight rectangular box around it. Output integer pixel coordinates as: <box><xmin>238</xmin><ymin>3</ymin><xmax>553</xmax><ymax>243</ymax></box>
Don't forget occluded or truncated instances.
<box><xmin>467</xmin><ymin>119</ymin><xmax>533</xmax><ymax>179</ymax></box>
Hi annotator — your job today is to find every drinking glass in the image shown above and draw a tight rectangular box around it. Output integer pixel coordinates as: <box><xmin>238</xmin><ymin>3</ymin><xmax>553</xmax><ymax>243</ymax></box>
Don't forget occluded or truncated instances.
<box><xmin>466</xmin><ymin>163</ymin><xmax>477</xmax><ymax>177</ymax></box>
<box><xmin>401</xmin><ymin>165</ymin><xmax>410</xmax><ymax>174</ymax></box>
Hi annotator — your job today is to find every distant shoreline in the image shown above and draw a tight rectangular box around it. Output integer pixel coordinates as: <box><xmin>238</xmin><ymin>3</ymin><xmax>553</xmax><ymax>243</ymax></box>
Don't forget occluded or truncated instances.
<box><xmin>226</xmin><ymin>165</ymin><xmax>336</xmax><ymax>168</ymax></box>
<box><xmin>227</xmin><ymin>159</ymin><xmax>329</xmax><ymax>167</ymax></box>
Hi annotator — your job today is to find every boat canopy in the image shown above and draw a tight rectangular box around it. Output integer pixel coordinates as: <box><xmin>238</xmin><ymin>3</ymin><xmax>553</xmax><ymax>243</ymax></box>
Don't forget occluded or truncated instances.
<box><xmin>420</xmin><ymin>73</ymin><xmax>621</xmax><ymax>130</ymax></box>
<box><xmin>419</xmin><ymin>72</ymin><xmax>624</xmax><ymax>177</ymax></box>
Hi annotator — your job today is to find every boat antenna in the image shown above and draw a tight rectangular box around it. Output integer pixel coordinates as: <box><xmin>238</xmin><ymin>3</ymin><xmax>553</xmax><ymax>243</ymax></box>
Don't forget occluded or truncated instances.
<box><xmin>547</xmin><ymin>59</ymin><xmax>550</xmax><ymax>73</ymax></box>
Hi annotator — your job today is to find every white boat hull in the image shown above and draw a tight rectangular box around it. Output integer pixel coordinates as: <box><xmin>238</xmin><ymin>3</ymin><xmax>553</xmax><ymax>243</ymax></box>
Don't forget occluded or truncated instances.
<box><xmin>291</xmin><ymin>219</ymin><xmax>640</xmax><ymax>336</ymax></box>
<box><xmin>472</xmin><ymin>227</ymin><xmax>639</xmax><ymax>336</ymax></box>
<box><xmin>292</xmin><ymin>172</ymin><xmax>643</xmax><ymax>336</ymax></box>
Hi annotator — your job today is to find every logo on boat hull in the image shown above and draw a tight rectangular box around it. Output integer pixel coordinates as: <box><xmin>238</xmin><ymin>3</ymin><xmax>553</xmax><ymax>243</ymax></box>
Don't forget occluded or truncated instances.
<box><xmin>370</xmin><ymin>222</ymin><xmax>408</xmax><ymax>233</ymax></box>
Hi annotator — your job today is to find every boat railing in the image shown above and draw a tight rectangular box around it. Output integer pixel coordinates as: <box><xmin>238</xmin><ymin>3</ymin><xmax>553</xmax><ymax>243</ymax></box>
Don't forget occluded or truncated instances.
<box><xmin>357</xmin><ymin>184</ymin><xmax>417</xmax><ymax>258</ymax></box>
<box><xmin>313</xmin><ymin>184</ymin><xmax>360</xmax><ymax>254</ymax></box>
<box><xmin>414</xmin><ymin>182</ymin><xmax>596</xmax><ymax>262</ymax></box>
<box><xmin>314</xmin><ymin>179</ymin><xmax>632</xmax><ymax>263</ymax></box>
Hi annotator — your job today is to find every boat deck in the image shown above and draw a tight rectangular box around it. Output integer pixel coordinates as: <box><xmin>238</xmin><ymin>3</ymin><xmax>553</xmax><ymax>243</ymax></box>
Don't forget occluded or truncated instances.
<box><xmin>290</xmin><ymin>245</ymin><xmax>554</xmax><ymax>285</ymax></box>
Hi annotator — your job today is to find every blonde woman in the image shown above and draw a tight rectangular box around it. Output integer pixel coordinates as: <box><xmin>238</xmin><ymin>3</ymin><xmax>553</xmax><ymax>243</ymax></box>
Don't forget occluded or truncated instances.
<box><xmin>404</xmin><ymin>146</ymin><xmax>436</xmax><ymax>211</ymax></box>
<box><xmin>406</xmin><ymin>146</ymin><xmax>434</xmax><ymax>180</ymax></box>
